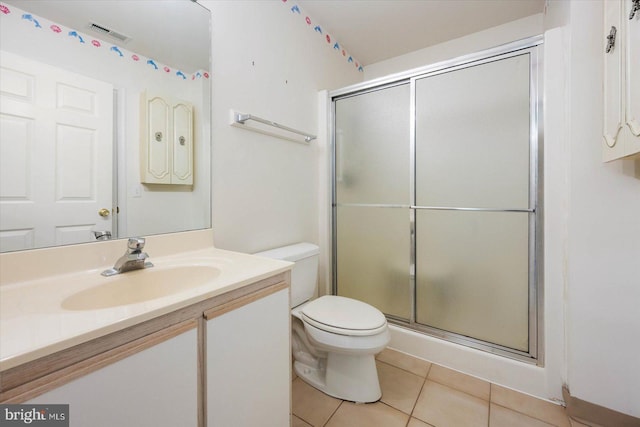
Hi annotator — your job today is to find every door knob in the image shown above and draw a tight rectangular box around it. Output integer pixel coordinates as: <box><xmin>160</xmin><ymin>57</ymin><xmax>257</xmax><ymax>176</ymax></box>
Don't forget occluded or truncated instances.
<box><xmin>98</xmin><ymin>208</ymin><xmax>111</xmax><ymax>217</ymax></box>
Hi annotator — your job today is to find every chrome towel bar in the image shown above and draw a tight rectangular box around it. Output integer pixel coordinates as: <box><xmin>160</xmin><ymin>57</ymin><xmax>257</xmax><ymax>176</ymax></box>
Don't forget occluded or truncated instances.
<box><xmin>231</xmin><ymin>110</ymin><xmax>317</xmax><ymax>143</ymax></box>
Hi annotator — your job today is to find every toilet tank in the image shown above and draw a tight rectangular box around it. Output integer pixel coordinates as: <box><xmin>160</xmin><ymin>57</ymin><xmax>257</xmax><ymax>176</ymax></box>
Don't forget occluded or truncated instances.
<box><xmin>255</xmin><ymin>243</ymin><xmax>319</xmax><ymax>308</ymax></box>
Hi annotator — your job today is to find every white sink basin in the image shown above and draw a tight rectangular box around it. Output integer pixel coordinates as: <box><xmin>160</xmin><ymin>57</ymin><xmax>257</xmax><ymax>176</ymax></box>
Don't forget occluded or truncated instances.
<box><xmin>61</xmin><ymin>265</ymin><xmax>220</xmax><ymax>310</ymax></box>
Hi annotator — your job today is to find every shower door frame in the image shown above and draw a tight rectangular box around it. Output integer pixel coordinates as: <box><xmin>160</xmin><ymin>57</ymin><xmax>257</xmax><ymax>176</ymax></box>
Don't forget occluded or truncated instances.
<box><xmin>330</xmin><ymin>36</ymin><xmax>544</xmax><ymax>364</ymax></box>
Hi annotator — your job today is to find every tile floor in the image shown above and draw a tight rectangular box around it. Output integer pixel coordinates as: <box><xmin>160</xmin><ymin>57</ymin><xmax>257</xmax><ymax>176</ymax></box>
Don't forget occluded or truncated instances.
<box><xmin>292</xmin><ymin>348</ymin><xmax>587</xmax><ymax>427</ymax></box>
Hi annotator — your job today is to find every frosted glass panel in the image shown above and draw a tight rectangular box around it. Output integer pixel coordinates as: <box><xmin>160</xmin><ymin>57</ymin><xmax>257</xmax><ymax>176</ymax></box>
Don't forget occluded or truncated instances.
<box><xmin>335</xmin><ymin>84</ymin><xmax>410</xmax><ymax>204</ymax></box>
<box><xmin>415</xmin><ymin>210</ymin><xmax>529</xmax><ymax>351</ymax></box>
<box><xmin>336</xmin><ymin>206</ymin><xmax>410</xmax><ymax>319</ymax></box>
<box><xmin>415</xmin><ymin>54</ymin><xmax>531</xmax><ymax>209</ymax></box>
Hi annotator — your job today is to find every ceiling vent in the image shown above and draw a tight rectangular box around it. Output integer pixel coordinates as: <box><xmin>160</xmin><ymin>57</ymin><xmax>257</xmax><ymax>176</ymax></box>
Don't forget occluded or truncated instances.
<box><xmin>87</xmin><ymin>22</ymin><xmax>130</xmax><ymax>43</ymax></box>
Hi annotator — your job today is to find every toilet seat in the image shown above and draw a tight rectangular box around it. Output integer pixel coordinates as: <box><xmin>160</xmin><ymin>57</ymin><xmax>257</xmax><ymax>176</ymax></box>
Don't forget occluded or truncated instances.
<box><xmin>301</xmin><ymin>295</ymin><xmax>387</xmax><ymax>337</ymax></box>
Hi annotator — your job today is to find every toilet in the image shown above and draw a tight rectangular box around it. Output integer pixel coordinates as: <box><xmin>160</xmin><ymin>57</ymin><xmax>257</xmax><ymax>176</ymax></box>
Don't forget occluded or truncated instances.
<box><xmin>256</xmin><ymin>243</ymin><xmax>390</xmax><ymax>403</ymax></box>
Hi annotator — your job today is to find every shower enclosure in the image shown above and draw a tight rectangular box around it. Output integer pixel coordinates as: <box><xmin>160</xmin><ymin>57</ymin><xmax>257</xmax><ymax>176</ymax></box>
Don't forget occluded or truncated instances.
<box><xmin>331</xmin><ymin>37</ymin><xmax>542</xmax><ymax>361</ymax></box>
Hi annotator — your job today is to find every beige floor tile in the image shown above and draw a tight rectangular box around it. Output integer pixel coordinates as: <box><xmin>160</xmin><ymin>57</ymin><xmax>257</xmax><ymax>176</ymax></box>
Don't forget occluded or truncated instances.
<box><xmin>325</xmin><ymin>401</ymin><xmax>409</xmax><ymax>427</ymax></box>
<box><xmin>377</xmin><ymin>360</ymin><xmax>425</xmax><ymax>414</ymax></box>
<box><xmin>428</xmin><ymin>364</ymin><xmax>491</xmax><ymax>401</ymax></box>
<box><xmin>490</xmin><ymin>403</ymin><xmax>556</xmax><ymax>427</ymax></box>
<box><xmin>292</xmin><ymin>378</ymin><xmax>342</xmax><ymax>427</ymax></box>
<box><xmin>569</xmin><ymin>419</ymin><xmax>595</xmax><ymax>427</ymax></box>
<box><xmin>491</xmin><ymin>384</ymin><xmax>570</xmax><ymax>427</ymax></box>
<box><xmin>292</xmin><ymin>414</ymin><xmax>313</xmax><ymax>427</ymax></box>
<box><xmin>408</xmin><ymin>417</ymin><xmax>434</xmax><ymax>427</ymax></box>
<box><xmin>413</xmin><ymin>380</ymin><xmax>489</xmax><ymax>427</ymax></box>
<box><xmin>376</xmin><ymin>348</ymin><xmax>431</xmax><ymax>377</ymax></box>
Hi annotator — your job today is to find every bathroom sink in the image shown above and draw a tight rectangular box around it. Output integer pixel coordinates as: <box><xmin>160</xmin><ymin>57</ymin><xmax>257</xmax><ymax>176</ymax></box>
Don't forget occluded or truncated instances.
<box><xmin>61</xmin><ymin>265</ymin><xmax>221</xmax><ymax>310</ymax></box>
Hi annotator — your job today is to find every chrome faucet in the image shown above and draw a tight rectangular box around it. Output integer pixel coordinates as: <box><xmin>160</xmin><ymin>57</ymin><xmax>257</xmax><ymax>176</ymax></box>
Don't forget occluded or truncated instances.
<box><xmin>101</xmin><ymin>237</ymin><xmax>154</xmax><ymax>277</ymax></box>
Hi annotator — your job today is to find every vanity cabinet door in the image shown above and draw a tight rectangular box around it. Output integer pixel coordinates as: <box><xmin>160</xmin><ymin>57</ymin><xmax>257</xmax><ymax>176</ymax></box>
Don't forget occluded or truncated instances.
<box><xmin>205</xmin><ymin>286</ymin><xmax>290</xmax><ymax>427</ymax></box>
<box><xmin>625</xmin><ymin>0</ymin><xmax>640</xmax><ymax>148</ymax></box>
<box><xmin>142</xmin><ymin>94</ymin><xmax>172</xmax><ymax>184</ymax></box>
<box><xmin>171</xmin><ymin>101</ymin><xmax>194</xmax><ymax>185</ymax></box>
<box><xmin>603</xmin><ymin>0</ymin><xmax>640</xmax><ymax>160</ymax></box>
<box><xmin>603</xmin><ymin>0</ymin><xmax>626</xmax><ymax>160</ymax></box>
<box><xmin>27</xmin><ymin>326</ymin><xmax>198</xmax><ymax>427</ymax></box>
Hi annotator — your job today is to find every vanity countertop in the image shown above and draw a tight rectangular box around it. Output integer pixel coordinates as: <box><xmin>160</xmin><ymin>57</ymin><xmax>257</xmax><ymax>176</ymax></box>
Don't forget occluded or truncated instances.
<box><xmin>0</xmin><ymin>238</ymin><xmax>292</xmax><ymax>372</ymax></box>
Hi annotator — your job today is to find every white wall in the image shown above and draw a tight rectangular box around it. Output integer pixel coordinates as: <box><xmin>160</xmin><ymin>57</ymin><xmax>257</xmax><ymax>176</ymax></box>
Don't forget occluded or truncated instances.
<box><xmin>0</xmin><ymin>7</ymin><xmax>210</xmax><ymax>239</ymax></box>
<box><xmin>563</xmin><ymin>1</ymin><xmax>640</xmax><ymax>417</ymax></box>
<box><xmin>202</xmin><ymin>1</ymin><xmax>362</xmax><ymax>254</ymax></box>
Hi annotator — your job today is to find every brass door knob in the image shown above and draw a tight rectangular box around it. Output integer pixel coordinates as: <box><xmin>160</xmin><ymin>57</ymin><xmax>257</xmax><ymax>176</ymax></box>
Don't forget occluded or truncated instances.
<box><xmin>98</xmin><ymin>208</ymin><xmax>111</xmax><ymax>217</ymax></box>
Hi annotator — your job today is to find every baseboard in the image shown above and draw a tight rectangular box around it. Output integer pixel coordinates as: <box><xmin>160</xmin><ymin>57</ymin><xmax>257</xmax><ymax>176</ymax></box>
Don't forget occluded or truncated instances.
<box><xmin>562</xmin><ymin>386</ymin><xmax>640</xmax><ymax>427</ymax></box>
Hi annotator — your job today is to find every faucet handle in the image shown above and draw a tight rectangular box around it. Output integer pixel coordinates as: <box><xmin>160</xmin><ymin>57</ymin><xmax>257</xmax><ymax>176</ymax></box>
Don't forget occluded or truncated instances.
<box><xmin>127</xmin><ymin>237</ymin><xmax>146</xmax><ymax>251</ymax></box>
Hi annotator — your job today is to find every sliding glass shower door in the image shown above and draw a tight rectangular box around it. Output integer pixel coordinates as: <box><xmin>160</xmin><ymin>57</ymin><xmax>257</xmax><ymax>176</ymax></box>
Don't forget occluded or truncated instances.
<box><xmin>332</xmin><ymin>41</ymin><xmax>541</xmax><ymax>359</ymax></box>
<box><xmin>415</xmin><ymin>54</ymin><xmax>533</xmax><ymax>352</ymax></box>
<box><xmin>334</xmin><ymin>83</ymin><xmax>411</xmax><ymax>320</ymax></box>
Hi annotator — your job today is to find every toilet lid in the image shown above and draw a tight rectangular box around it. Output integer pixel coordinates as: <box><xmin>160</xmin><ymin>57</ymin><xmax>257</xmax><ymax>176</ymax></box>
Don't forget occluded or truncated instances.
<box><xmin>301</xmin><ymin>295</ymin><xmax>387</xmax><ymax>336</ymax></box>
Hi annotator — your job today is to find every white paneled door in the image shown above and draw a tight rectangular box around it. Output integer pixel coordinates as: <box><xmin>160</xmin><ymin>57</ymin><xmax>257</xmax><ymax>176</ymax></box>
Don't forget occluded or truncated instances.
<box><xmin>0</xmin><ymin>51</ymin><xmax>113</xmax><ymax>251</ymax></box>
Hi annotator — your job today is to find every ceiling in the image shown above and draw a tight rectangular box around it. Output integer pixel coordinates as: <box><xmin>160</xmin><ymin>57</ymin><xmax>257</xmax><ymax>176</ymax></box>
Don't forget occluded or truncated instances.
<box><xmin>297</xmin><ymin>0</ymin><xmax>545</xmax><ymax>66</ymax></box>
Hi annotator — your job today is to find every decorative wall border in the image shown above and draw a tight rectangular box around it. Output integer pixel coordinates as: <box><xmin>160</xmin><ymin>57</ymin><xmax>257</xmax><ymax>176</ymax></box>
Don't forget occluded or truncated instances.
<box><xmin>0</xmin><ymin>2</ymin><xmax>210</xmax><ymax>82</ymax></box>
<box><xmin>282</xmin><ymin>0</ymin><xmax>363</xmax><ymax>72</ymax></box>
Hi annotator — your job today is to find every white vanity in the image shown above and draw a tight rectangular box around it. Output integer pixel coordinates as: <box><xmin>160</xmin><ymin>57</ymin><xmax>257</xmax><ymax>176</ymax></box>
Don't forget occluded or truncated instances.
<box><xmin>0</xmin><ymin>230</ymin><xmax>292</xmax><ymax>427</ymax></box>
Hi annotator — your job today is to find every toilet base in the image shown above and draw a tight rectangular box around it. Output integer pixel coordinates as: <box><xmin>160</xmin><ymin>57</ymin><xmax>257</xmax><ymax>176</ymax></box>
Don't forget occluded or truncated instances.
<box><xmin>294</xmin><ymin>352</ymin><xmax>382</xmax><ymax>403</ymax></box>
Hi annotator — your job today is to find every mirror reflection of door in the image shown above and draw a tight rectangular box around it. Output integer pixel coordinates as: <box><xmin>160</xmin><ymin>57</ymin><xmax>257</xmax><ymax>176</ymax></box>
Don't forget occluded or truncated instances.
<box><xmin>0</xmin><ymin>51</ymin><xmax>113</xmax><ymax>251</ymax></box>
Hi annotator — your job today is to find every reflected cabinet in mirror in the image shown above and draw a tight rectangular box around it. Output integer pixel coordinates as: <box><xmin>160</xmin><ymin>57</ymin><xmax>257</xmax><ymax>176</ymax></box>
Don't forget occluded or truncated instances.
<box><xmin>0</xmin><ymin>0</ymin><xmax>212</xmax><ymax>252</ymax></box>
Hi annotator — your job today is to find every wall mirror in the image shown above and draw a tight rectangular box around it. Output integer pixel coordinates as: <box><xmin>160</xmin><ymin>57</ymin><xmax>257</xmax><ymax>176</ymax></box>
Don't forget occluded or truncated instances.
<box><xmin>0</xmin><ymin>0</ymin><xmax>212</xmax><ymax>253</ymax></box>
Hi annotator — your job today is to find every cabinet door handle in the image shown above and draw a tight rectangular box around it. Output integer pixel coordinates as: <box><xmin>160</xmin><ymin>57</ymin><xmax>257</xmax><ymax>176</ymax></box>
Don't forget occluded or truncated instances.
<box><xmin>606</xmin><ymin>26</ymin><xmax>617</xmax><ymax>53</ymax></box>
<box><xmin>631</xmin><ymin>0</ymin><xmax>640</xmax><ymax>19</ymax></box>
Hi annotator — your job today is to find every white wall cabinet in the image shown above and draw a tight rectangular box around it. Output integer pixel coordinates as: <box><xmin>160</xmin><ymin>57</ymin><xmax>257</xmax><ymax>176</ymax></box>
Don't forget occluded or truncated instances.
<box><xmin>603</xmin><ymin>0</ymin><xmax>640</xmax><ymax>161</ymax></box>
<box><xmin>206</xmin><ymin>286</ymin><xmax>291</xmax><ymax>427</ymax></box>
<box><xmin>28</xmin><ymin>326</ymin><xmax>198</xmax><ymax>427</ymax></box>
<box><xmin>140</xmin><ymin>90</ymin><xmax>194</xmax><ymax>184</ymax></box>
